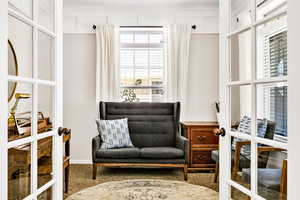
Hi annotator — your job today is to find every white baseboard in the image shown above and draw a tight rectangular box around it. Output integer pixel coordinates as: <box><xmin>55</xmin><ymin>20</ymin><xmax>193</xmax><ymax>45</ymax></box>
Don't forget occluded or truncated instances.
<box><xmin>70</xmin><ymin>159</ymin><xmax>93</xmax><ymax>164</ymax></box>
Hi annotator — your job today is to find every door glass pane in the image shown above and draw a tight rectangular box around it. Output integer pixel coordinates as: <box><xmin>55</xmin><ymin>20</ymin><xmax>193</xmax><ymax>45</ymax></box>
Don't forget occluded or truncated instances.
<box><xmin>256</xmin><ymin>0</ymin><xmax>287</xmax><ymax>21</ymax></box>
<box><xmin>9</xmin><ymin>0</ymin><xmax>33</xmax><ymax>19</ymax></box>
<box><xmin>38</xmin><ymin>187</ymin><xmax>52</xmax><ymax>200</ymax></box>
<box><xmin>38</xmin><ymin>31</ymin><xmax>54</xmax><ymax>81</ymax></box>
<box><xmin>231</xmin><ymin>136</ymin><xmax>251</xmax><ymax>190</ymax></box>
<box><xmin>8</xmin><ymin>143</ymin><xmax>31</xmax><ymax>200</ymax></box>
<box><xmin>38</xmin><ymin>85</ymin><xmax>53</xmax><ymax>134</ymax></box>
<box><xmin>256</xmin><ymin>83</ymin><xmax>287</xmax><ymax>140</ymax></box>
<box><xmin>231</xmin><ymin>85</ymin><xmax>252</xmax><ymax>134</ymax></box>
<box><xmin>231</xmin><ymin>0</ymin><xmax>251</xmax><ymax>32</ymax></box>
<box><xmin>8</xmin><ymin>16</ymin><xmax>33</xmax><ymax>78</ymax></box>
<box><xmin>256</xmin><ymin>143</ymin><xmax>287</xmax><ymax>200</ymax></box>
<box><xmin>8</xmin><ymin>82</ymin><xmax>33</xmax><ymax>142</ymax></box>
<box><xmin>231</xmin><ymin>186</ymin><xmax>250</xmax><ymax>200</ymax></box>
<box><xmin>38</xmin><ymin>136</ymin><xmax>53</xmax><ymax>188</ymax></box>
<box><xmin>256</xmin><ymin>15</ymin><xmax>287</xmax><ymax>79</ymax></box>
<box><xmin>38</xmin><ymin>0</ymin><xmax>54</xmax><ymax>31</ymax></box>
<box><xmin>230</xmin><ymin>30</ymin><xmax>252</xmax><ymax>81</ymax></box>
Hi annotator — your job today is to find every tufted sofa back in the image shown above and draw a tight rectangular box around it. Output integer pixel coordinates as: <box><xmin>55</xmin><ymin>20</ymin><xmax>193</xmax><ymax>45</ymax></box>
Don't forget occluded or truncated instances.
<box><xmin>99</xmin><ymin>101</ymin><xmax>180</xmax><ymax>147</ymax></box>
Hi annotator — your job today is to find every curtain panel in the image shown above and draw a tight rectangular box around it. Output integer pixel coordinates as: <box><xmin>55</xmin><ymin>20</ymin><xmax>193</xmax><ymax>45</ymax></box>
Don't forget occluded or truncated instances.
<box><xmin>96</xmin><ymin>25</ymin><xmax>120</xmax><ymax>105</ymax></box>
<box><xmin>165</xmin><ymin>24</ymin><xmax>191</xmax><ymax>120</ymax></box>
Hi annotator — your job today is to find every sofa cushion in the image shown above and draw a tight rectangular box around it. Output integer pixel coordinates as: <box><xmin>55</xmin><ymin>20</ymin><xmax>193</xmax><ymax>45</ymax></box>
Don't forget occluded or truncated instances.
<box><xmin>140</xmin><ymin>147</ymin><xmax>184</xmax><ymax>159</ymax></box>
<box><xmin>96</xmin><ymin>118</ymin><xmax>134</xmax><ymax>149</ymax></box>
<box><xmin>93</xmin><ymin>158</ymin><xmax>186</xmax><ymax>164</ymax></box>
<box><xmin>96</xmin><ymin>147</ymin><xmax>140</xmax><ymax>159</ymax></box>
<box><xmin>242</xmin><ymin>168</ymin><xmax>281</xmax><ymax>190</ymax></box>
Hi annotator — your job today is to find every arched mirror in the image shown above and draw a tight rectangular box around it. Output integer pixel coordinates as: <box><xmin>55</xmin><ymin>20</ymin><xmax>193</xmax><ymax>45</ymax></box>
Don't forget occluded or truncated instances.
<box><xmin>8</xmin><ymin>40</ymin><xmax>18</xmax><ymax>102</ymax></box>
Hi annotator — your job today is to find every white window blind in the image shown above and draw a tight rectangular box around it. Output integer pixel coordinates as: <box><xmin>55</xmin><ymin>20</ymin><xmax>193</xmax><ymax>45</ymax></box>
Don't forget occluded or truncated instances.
<box><xmin>119</xmin><ymin>28</ymin><xmax>165</xmax><ymax>102</ymax></box>
<box><xmin>264</xmin><ymin>31</ymin><xmax>288</xmax><ymax>138</ymax></box>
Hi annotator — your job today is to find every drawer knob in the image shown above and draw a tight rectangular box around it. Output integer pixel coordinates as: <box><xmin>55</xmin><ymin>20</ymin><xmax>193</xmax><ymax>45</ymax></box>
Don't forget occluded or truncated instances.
<box><xmin>197</xmin><ymin>155</ymin><xmax>207</xmax><ymax>160</ymax></box>
<box><xmin>197</xmin><ymin>136</ymin><xmax>207</xmax><ymax>141</ymax></box>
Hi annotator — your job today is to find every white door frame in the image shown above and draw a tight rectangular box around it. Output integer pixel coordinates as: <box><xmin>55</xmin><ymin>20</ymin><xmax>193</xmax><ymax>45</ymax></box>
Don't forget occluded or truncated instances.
<box><xmin>287</xmin><ymin>0</ymin><xmax>300</xmax><ymax>199</ymax></box>
<box><xmin>0</xmin><ymin>0</ymin><xmax>63</xmax><ymax>199</ymax></box>
<box><xmin>218</xmin><ymin>0</ymin><xmax>296</xmax><ymax>199</ymax></box>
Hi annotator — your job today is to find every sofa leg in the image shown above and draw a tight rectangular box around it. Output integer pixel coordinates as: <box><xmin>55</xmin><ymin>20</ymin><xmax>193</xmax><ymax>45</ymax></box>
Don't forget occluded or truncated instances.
<box><xmin>93</xmin><ymin>164</ymin><xmax>97</xmax><ymax>180</ymax></box>
<box><xmin>183</xmin><ymin>165</ymin><xmax>188</xmax><ymax>181</ymax></box>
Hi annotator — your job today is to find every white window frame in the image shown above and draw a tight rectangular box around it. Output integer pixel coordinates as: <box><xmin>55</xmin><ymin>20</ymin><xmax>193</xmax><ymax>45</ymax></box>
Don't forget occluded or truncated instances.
<box><xmin>119</xmin><ymin>28</ymin><xmax>166</xmax><ymax>102</ymax></box>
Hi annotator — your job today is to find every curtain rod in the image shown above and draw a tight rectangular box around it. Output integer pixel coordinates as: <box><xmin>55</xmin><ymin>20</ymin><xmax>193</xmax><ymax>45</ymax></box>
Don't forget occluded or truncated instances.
<box><xmin>92</xmin><ymin>25</ymin><xmax>196</xmax><ymax>30</ymax></box>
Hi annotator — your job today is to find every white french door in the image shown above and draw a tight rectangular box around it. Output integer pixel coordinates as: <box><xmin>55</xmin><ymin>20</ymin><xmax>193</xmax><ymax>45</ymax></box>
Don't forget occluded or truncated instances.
<box><xmin>0</xmin><ymin>0</ymin><xmax>63</xmax><ymax>199</ymax></box>
<box><xmin>218</xmin><ymin>0</ymin><xmax>299</xmax><ymax>199</ymax></box>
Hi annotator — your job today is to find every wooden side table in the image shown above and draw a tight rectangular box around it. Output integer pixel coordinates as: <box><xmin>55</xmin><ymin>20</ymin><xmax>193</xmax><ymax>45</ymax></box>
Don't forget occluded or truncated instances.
<box><xmin>181</xmin><ymin>121</ymin><xmax>219</xmax><ymax>172</ymax></box>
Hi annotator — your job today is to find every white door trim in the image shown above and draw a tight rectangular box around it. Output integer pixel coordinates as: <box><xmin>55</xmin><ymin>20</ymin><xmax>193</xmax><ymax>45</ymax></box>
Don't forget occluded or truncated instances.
<box><xmin>0</xmin><ymin>0</ymin><xmax>64</xmax><ymax>199</ymax></box>
<box><xmin>287</xmin><ymin>0</ymin><xmax>300</xmax><ymax>199</ymax></box>
<box><xmin>0</xmin><ymin>1</ymin><xmax>8</xmax><ymax>199</ymax></box>
<box><xmin>219</xmin><ymin>0</ymin><xmax>291</xmax><ymax>199</ymax></box>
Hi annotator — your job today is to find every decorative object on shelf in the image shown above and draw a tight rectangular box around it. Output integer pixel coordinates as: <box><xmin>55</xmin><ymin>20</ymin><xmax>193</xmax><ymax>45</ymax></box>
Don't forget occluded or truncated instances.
<box><xmin>121</xmin><ymin>88</ymin><xmax>137</xmax><ymax>102</ymax></box>
<box><xmin>121</xmin><ymin>79</ymin><xmax>142</xmax><ymax>102</ymax></box>
<box><xmin>8</xmin><ymin>40</ymin><xmax>18</xmax><ymax>102</ymax></box>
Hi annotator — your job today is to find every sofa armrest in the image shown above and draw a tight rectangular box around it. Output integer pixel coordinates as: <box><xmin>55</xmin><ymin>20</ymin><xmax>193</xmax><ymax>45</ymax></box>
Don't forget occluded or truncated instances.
<box><xmin>176</xmin><ymin>135</ymin><xmax>189</xmax><ymax>163</ymax></box>
<box><xmin>92</xmin><ymin>135</ymin><xmax>102</xmax><ymax>162</ymax></box>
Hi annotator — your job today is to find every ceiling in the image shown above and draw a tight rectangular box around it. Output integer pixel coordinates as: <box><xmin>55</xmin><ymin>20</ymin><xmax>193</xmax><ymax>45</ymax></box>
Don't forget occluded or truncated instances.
<box><xmin>64</xmin><ymin>0</ymin><xmax>219</xmax><ymax>10</ymax></box>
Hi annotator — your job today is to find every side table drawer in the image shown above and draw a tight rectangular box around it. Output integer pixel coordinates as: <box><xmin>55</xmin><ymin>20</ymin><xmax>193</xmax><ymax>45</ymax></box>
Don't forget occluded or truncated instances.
<box><xmin>191</xmin><ymin>150</ymin><xmax>216</xmax><ymax>165</ymax></box>
<box><xmin>191</xmin><ymin>129</ymin><xmax>218</xmax><ymax>146</ymax></box>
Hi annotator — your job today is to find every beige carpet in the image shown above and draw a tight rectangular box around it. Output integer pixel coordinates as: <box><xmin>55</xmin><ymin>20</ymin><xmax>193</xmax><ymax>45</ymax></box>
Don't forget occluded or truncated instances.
<box><xmin>65</xmin><ymin>165</ymin><xmax>251</xmax><ymax>200</ymax></box>
<box><xmin>66</xmin><ymin>179</ymin><xmax>219</xmax><ymax>200</ymax></box>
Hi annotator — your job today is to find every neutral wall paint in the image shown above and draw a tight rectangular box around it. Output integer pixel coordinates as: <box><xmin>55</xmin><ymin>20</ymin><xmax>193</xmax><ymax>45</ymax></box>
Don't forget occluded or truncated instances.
<box><xmin>63</xmin><ymin>34</ymin><xmax>97</xmax><ymax>163</ymax></box>
<box><xmin>64</xmin><ymin>33</ymin><xmax>219</xmax><ymax>163</ymax></box>
<box><xmin>185</xmin><ymin>34</ymin><xmax>219</xmax><ymax>121</ymax></box>
<box><xmin>63</xmin><ymin>7</ymin><xmax>219</xmax><ymax>34</ymax></box>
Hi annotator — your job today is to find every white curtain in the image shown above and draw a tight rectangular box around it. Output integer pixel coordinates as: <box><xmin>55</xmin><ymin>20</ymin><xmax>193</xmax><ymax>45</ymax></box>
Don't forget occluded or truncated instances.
<box><xmin>165</xmin><ymin>24</ymin><xmax>191</xmax><ymax>120</ymax></box>
<box><xmin>96</xmin><ymin>24</ymin><xmax>120</xmax><ymax>104</ymax></box>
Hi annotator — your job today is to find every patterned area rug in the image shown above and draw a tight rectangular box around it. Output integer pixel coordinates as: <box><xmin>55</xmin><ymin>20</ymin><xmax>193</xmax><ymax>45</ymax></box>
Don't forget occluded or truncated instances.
<box><xmin>66</xmin><ymin>179</ymin><xmax>219</xmax><ymax>200</ymax></box>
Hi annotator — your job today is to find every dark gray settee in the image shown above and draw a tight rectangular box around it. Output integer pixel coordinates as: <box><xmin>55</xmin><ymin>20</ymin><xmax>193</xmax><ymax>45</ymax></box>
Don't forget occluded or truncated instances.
<box><xmin>92</xmin><ymin>101</ymin><xmax>189</xmax><ymax>180</ymax></box>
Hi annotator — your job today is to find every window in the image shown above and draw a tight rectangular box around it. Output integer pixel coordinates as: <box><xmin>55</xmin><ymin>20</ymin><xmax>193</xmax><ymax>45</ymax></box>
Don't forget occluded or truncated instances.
<box><xmin>119</xmin><ymin>28</ymin><xmax>165</xmax><ymax>102</ymax></box>
<box><xmin>264</xmin><ymin>31</ymin><xmax>287</xmax><ymax>138</ymax></box>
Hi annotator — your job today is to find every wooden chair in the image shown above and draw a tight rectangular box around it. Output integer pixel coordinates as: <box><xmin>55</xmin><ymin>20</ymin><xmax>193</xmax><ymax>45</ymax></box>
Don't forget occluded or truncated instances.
<box><xmin>63</xmin><ymin>129</ymin><xmax>71</xmax><ymax>193</ymax></box>
<box><xmin>212</xmin><ymin>121</ymin><xmax>276</xmax><ymax>183</ymax></box>
<box><xmin>241</xmin><ymin>159</ymin><xmax>287</xmax><ymax>200</ymax></box>
<box><xmin>232</xmin><ymin>140</ymin><xmax>284</xmax><ymax>179</ymax></box>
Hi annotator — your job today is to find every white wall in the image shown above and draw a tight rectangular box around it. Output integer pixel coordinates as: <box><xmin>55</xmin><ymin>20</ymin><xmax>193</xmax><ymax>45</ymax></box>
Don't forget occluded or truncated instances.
<box><xmin>63</xmin><ymin>34</ymin><xmax>97</xmax><ymax>163</ymax></box>
<box><xmin>185</xmin><ymin>33</ymin><xmax>219</xmax><ymax>121</ymax></box>
<box><xmin>64</xmin><ymin>33</ymin><xmax>219</xmax><ymax>163</ymax></box>
<box><xmin>63</xmin><ymin>5</ymin><xmax>219</xmax><ymax>34</ymax></box>
<box><xmin>64</xmin><ymin>15</ymin><xmax>219</xmax><ymax>34</ymax></box>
